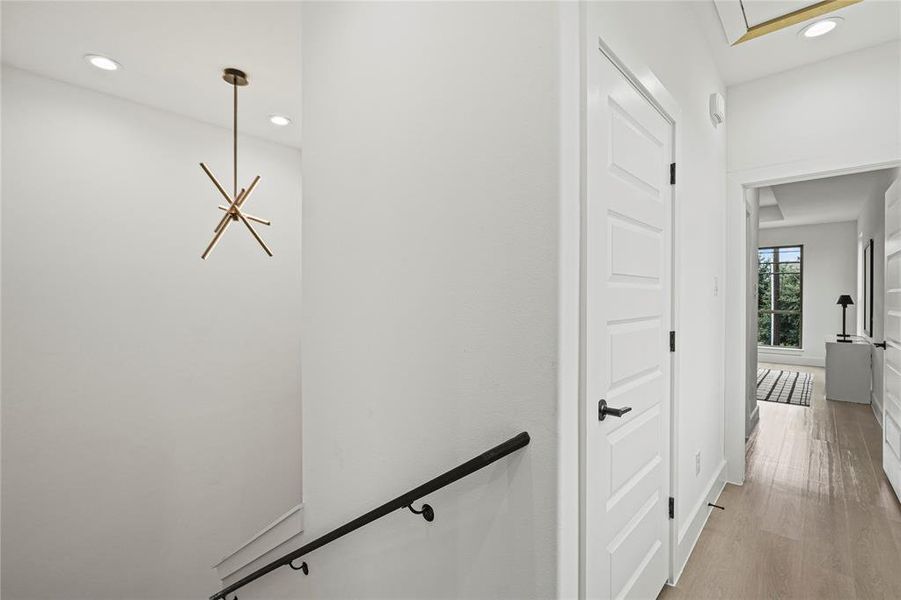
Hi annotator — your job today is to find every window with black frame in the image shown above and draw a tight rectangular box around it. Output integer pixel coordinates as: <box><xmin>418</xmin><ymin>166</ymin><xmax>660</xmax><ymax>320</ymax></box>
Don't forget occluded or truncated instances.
<box><xmin>758</xmin><ymin>245</ymin><xmax>803</xmax><ymax>348</ymax></box>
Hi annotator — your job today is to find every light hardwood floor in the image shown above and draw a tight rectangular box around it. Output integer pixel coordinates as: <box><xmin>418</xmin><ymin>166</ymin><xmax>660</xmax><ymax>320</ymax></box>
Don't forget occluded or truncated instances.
<box><xmin>660</xmin><ymin>362</ymin><xmax>901</xmax><ymax>599</ymax></box>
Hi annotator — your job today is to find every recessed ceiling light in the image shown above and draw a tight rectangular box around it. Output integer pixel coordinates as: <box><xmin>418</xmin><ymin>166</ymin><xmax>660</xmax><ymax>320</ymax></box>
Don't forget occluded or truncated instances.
<box><xmin>84</xmin><ymin>54</ymin><xmax>121</xmax><ymax>71</ymax></box>
<box><xmin>800</xmin><ymin>17</ymin><xmax>842</xmax><ymax>39</ymax></box>
<box><xmin>269</xmin><ymin>115</ymin><xmax>292</xmax><ymax>127</ymax></box>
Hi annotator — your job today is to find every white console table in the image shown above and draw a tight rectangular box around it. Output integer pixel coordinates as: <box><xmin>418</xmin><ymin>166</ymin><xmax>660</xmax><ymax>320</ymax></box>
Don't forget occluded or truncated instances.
<box><xmin>824</xmin><ymin>335</ymin><xmax>872</xmax><ymax>404</ymax></box>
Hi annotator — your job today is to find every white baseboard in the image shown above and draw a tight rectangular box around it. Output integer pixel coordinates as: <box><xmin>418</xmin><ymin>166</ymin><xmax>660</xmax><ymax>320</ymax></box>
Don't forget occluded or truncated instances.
<box><xmin>872</xmin><ymin>391</ymin><xmax>884</xmax><ymax>427</ymax></box>
<box><xmin>757</xmin><ymin>353</ymin><xmax>824</xmax><ymax>367</ymax></box>
<box><xmin>214</xmin><ymin>503</ymin><xmax>304</xmax><ymax>583</ymax></box>
<box><xmin>670</xmin><ymin>460</ymin><xmax>726</xmax><ymax>585</ymax></box>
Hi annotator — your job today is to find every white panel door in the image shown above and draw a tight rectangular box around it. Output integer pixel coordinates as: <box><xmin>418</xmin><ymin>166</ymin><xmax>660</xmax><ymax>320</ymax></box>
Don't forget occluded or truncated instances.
<box><xmin>883</xmin><ymin>178</ymin><xmax>901</xmax><ymax>501</ymax></box>
<box><xmin>584</xmin><ymin>50</ymin><xmax>673</xmax><ymax>599</ymax></box>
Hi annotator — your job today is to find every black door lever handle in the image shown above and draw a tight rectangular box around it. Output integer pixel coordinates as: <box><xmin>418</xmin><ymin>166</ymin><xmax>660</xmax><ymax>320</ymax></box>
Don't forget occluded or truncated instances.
<box><xmin>875</xmin><ymin>341</ymin><xmax>887</xmax><ymax>349</ymax></box>
<box><xmin>599</xmin><ymin>399</ymin><xmax>632</xmax><ymax>421</ymax></box>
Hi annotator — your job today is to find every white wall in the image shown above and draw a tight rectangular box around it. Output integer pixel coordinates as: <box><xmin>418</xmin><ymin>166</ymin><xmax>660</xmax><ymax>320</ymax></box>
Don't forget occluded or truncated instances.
<box><xmin>241</xmin><ymin>3</ymin><xmax>561</xmax><ymax>599</ymax></box>
<box><xmin>757</xmin><ymin>222</ymin><xmax>858</xmax><ymax>367</ymax></box>
<box><xmin>724</xmin><ymin>41</ymin><xmax>901</xmax><ymax>483</ymax></box>
<box><xmin>1</xmin><ymin>67</ymin><xmax>303</xmax><ymax>599</ymax></box>
<box><xmin>859</xmin><ymin>182</ymin><xmax>886</xmax><ymax>418</ymax></box>
<box><xmin>584</xmin><ymin>0</ymin><xmax>728</xmax><ymax>579</ymax></box>
<box><xmin>728</xmin><ymin>41</ymin><xmax>901</xmax><ymax>173</ymax></box>
<box><xmin>859</xmin><ymin>168</ymin><xmax>901</xmax><ymax>422</ymax></box>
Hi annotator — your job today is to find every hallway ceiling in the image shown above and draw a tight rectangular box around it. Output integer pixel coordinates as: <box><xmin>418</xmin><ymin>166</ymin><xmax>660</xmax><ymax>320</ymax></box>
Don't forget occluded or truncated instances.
<box><xmin>1</xmin><ymin>1</ymin><xmax>302</xmax><ymax>149</ymax></box>
<box><xmin>694</xmin><ymin>0</ymin><xmax>901</xmax><ymax>85</ymax></box>
<box><xmin>760</xmin><ymin>169</ymin><xmax>897</xmax><ymax>229</ymax></box>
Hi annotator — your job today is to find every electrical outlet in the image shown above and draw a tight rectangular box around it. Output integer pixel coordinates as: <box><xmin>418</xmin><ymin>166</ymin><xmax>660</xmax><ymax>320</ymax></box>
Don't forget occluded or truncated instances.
<box><xmin>695</xmin><ymin>451</ymin><xmax>701</xmax><ymax>476</ymax></box>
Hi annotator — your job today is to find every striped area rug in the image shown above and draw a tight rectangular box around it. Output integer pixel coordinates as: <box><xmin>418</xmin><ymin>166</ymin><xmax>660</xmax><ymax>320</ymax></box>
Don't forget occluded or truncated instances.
<box><xmin>756</xmin><ymin>369</ymin><xmax>813</xmax><ymax>407</ymax></box>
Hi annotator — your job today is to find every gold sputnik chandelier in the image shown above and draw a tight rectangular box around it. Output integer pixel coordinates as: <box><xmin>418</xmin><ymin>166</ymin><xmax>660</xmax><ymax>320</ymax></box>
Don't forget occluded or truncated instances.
<box><xmin>199</xmin><ymin>68</ymin><xmax>272</xmax><ymax>259</ymax></box>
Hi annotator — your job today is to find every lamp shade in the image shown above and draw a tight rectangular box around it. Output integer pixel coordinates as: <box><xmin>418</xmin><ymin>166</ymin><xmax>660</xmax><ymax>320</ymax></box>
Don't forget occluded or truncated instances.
<box><xmin>837</xmin><ymin>294</ymin><xmax>854</xmax><ymax>306</ymax></box>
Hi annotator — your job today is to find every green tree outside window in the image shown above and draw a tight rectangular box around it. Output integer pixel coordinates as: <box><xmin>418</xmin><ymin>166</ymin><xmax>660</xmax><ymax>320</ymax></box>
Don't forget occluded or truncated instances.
<box><xmin>758</xmin><ymin>246</ymin><xmax>802</xmax><ymax>348</ymax></box>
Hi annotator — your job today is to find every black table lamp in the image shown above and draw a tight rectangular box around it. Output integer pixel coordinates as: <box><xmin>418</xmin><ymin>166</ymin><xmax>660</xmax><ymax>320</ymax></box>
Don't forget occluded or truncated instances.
<box><xmin>837</xmin><ymin>294</ymin><xmax>854</xmax><ymax>342</ymax></box>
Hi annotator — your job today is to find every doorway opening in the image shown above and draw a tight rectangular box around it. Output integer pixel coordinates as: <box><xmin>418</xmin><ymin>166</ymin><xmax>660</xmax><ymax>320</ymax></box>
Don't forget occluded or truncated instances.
<box><xmin>741</xmin><ymin>165</ymin><xmax>901</xmax><ymax>506</ymax></box>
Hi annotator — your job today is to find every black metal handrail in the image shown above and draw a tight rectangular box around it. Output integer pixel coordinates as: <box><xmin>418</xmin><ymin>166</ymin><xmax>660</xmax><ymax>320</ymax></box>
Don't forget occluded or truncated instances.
<box><xmin>210</xmin><ymin>431</ymin><xmax>531</xmax><ymax>600</ymax></box>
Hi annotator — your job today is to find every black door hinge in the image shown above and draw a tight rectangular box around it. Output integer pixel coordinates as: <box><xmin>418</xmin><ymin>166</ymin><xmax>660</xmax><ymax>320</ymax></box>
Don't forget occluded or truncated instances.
<box><xmin>670</xmin><ymin>163</ymin><xmax>676</xmax><ymax>185</ymax></box>
<box><xmin>669</xmin><ymin>331</ymin><xmax>676</xmax><ymax>352</ymax></box>
<box><xmin>668</xmin><ymin>497</ymin><xmax>675</xmax><ymax>519</ymax></box>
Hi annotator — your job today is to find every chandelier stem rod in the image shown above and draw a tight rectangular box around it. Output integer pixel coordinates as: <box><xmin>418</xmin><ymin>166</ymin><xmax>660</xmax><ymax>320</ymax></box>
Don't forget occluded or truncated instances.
<box><xmin>233</xmin><ymin>80</ymin><xmax>238</xmax><ymax>199</ymax></box>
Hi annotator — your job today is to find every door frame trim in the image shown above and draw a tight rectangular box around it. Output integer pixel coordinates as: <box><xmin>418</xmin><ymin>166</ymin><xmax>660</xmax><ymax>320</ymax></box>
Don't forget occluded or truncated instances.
<box><xmin>724</xmin><ymin>155</ymin><xmax>901</xmax><ymax>487</ymax></box>
<box><xmin>572</xmin><ymin>27</ymin><xmax>684</xmax><ymax>597</ymax></box>
<box><xmin>556</xmin><ymin>4</ymin><xmax>582</xmax><ymax>599</ymax></box>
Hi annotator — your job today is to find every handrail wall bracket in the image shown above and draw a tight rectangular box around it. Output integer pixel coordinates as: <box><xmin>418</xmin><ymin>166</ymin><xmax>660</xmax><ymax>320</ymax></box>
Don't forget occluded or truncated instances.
<box><xmin>405</xmin><ymin>502</ymin><xmax>435</xmax><ymax>522</ymax></box>
<box><xmin>288</xmin><ymin>559</ymin><xmax>309</xmax><ymax>575</ymax></box>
